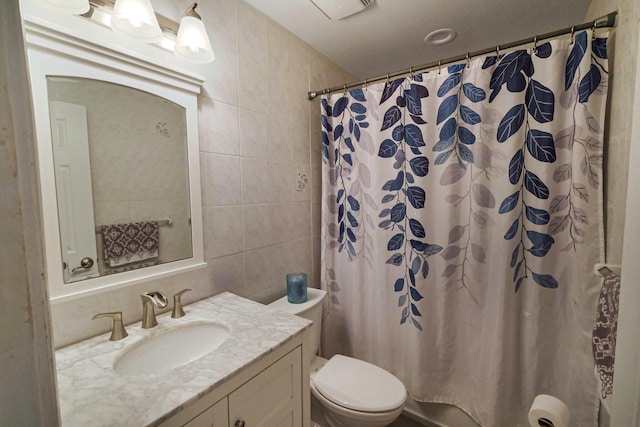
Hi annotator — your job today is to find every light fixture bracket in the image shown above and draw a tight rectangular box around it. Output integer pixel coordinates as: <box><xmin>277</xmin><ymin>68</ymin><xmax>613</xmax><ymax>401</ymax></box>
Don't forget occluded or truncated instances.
<box><xmin>184</xmin><ymin>3</ymin><xmax>201</xmax><ymax>20</ymax></box>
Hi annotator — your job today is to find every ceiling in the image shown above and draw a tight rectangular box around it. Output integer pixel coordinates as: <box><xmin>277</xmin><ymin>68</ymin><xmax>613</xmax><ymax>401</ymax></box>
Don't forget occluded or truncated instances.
<box><xmin>242</xmin><ymin>0</ymin><xmax>593</xmax><ymax>80</ymax></box>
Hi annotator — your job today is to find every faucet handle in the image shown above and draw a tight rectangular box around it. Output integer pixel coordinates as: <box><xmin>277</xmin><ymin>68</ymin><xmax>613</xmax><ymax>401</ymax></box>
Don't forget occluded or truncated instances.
<box><xmin>92</xmin><ymin>312</ymin><xmax>128</xmax><ymax>341</ymax></box>
<box><xmin>171</xmin><ymin>288</ymin><xmax>192</xmax><ymax>318</ymax></box>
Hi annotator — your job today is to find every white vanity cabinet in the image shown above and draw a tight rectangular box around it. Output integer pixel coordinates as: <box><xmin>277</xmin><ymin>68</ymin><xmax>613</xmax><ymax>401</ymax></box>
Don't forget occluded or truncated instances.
<box><xmin>161</xmin><ymin>343</ymin><xmax>306</xmax><ymax>427</ymax></box>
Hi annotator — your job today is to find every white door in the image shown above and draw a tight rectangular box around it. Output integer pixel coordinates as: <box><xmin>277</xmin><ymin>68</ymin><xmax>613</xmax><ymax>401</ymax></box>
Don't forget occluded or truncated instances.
<box><xmin>50</xmin><ymin>100</ymin><xmax>99</xmax><ymax>282</ymax></box>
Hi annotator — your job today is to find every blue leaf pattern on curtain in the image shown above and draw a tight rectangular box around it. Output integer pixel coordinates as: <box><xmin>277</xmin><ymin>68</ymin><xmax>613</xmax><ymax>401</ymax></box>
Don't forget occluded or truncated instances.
<box><xmin>322</xmin><ymin>89</ymin><xmax>378</xmax><ymax>304</ymax></box>
<box><xmin>375</xmin><ymin>77</ymin><xmax>440</xmax><ymax>330</ymax></box>
<box><xmin>490</xmin><ymin>46</ymin><xmax>560</xmax><ymax>291</ymax></box>
<box><xmin>320</xmin><ymin>32</ymin><xmax>608</xmax><ymax>427</ymax></box>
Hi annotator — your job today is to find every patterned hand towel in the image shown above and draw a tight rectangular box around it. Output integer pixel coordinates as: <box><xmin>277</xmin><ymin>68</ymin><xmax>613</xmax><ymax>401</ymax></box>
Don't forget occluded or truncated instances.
<box><xmin>101</xmin><ymin>221</ymin><xmax>159</xmax><ymax>267</ymax></box>
<box><xmin>592</xmin><ymin>271</ymin><xmax>621</xmax><ymax>398</ymax></box>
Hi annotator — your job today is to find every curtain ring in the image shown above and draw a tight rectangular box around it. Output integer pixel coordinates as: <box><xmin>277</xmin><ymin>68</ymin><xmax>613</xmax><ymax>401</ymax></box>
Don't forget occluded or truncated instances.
<box><xmin>466</xmin><ymin>53</ymin><xmax>471</xmax><ymax>68</ymax></box>
<box><xmin>409</xmin><ymin>66</ymin><xmax>413</xmax><ymax>76</ymax></box>
<box><xmin>438</xmin><ymin>60</ymin><xmax>442</xmax><ymax>74</ymax></box>
<box><xmin>386</xmin><ymin>73</ymin><xmax>390</xmax><ymax>83</ymax></box>
<box><xmin>364</xmin><ymin>79</ymin><xmax>368</xmax><ymax>91</ymax></box>
<box><xmin>592</xmin><ymin>20</ymin><xmax>597</xmax><ymax>39</ymax></box>
<box><xmin>570</xmin><ymin>26</ymin><xmax>575</xmax><ymax>44</ymax></box>
<box><xmin>496</xmin><ymin>45</ymin><xmax>500</xmax><ymax>58</ymax></box>
<box><xmin>532</xmin><ymin>35</ymin><xmax>538</xmax><ymax>53</ymax></box>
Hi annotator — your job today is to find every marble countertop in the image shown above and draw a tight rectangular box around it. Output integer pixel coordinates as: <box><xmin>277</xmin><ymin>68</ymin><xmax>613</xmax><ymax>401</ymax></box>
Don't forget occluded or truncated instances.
<box><xmin>55</xmin><ymin>292</ymin><xmax>311</xmax><ymax>426</ymax></box>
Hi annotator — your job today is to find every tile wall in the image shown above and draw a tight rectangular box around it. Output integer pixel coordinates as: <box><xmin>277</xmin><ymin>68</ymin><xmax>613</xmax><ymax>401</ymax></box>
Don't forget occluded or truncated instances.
<box><xmin>196</xmin><ymin>0</ymin><xmax>354</xmax><ymax>302</ymax></box>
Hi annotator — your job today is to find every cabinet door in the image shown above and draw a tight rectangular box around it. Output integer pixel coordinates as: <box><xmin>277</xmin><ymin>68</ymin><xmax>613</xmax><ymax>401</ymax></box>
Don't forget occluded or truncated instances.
<box><xmin>183</xmin><ymin>398</ymin><xmax>228</xmax><ymax>427</ymax></box>
<box><xmin>228</xmin><ymin>347</ymin><xmax>302</xmax><ymax>427</ymax></box>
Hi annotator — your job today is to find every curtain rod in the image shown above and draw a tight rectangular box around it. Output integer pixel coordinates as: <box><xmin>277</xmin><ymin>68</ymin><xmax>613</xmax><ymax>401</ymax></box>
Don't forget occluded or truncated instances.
<box><xmin>307</xmin><ymin>11</ymin><xmax>617</xmax><ymax>100</ymax></box>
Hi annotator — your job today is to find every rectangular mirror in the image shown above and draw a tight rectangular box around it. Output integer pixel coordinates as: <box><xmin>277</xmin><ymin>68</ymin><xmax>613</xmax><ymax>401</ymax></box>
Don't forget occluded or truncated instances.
<box><xmin>48</xmin><ymin>77</ymin><xmax>193</xmax><ymax>283</ymax></box>
<box><xmin>25</xmin><ymin>19</ymin><xmax>206</xmax><ymax>302</ymax></box>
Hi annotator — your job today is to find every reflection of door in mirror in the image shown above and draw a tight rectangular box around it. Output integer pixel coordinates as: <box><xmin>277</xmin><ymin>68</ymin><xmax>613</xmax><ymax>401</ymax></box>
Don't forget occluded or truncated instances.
<box><xmin>50</xmin><ymin>100</ymin><xmax>99</xmax><ymax>282</ymax></box>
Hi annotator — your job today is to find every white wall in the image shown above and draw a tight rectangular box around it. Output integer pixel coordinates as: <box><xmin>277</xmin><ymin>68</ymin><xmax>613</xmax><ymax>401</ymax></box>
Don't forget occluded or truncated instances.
<box><xmin>584</xmin><ymin>0</ymin><xmax>640</xmax><ymax>264</ymax></box>
<box><xmin>583</xmin><ymin>0</ymin><xmax>640</xmax><ymax>425</ymax></box>
<box><xmin>610</xmin><ymin>18</ymin><xmax>640</xmax><ymax>427</ymax></box>
<box><xmin>0</xmin><ymin>1</ymin><xmax>58</xmax><ymax>424</ymax></box>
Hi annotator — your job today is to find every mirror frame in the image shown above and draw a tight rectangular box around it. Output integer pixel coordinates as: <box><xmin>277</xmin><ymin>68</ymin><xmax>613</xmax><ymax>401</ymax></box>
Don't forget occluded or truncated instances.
<box><xmin>24</xmin><ymin>17</ymin><xmax>206</xmax><ymax>302</ymax></box>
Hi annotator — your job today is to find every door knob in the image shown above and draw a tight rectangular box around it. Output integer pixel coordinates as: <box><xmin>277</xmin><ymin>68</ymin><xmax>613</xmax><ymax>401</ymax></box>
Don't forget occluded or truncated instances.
<box><xmin>71</xmin><ymin>256</ymin><xmax>94</xmax><ymax>273</ymax></box>
<box><xmin>234</xmin><ymin>420</ymin><xmax>245</xmax><ymax>427</ymax></box>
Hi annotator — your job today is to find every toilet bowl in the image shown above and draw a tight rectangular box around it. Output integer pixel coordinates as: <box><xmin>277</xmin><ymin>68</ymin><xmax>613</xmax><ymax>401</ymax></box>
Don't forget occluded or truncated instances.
<box><xmin>268</xmin><ymin>288</ymin><xmax>407</xmax><ymax>427</ymax></box>
<box><xmin>310</xmin><ymin>354</ymin><xmax>406</xmax><ymax>427</ymax></box>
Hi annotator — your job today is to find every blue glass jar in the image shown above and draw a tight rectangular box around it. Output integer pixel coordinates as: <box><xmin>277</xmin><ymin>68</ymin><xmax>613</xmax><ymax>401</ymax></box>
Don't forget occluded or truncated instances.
<box><xmin>286</xmin><ymin>272</ymin><xmax>308</xmax><ymax>304</ymax></box>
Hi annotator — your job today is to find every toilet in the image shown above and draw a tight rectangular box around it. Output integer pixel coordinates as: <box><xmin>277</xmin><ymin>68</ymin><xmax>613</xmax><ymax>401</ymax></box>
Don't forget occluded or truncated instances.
<box><xmin>268</xmin><ymin>288</ymin><xmax>407</xmax><ymax>427</ymax></box>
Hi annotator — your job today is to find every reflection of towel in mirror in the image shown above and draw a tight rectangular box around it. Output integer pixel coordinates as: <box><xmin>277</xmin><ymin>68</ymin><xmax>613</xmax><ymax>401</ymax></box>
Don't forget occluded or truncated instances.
<box><xmin>592</xmin><ymin>271</ymin><xmax>621</xmax><ymax>399</ymax></box>
<box><xmin>101</xmin><ymin>221</ymin><xmax>159</xmax><ymax>267</ymax></box>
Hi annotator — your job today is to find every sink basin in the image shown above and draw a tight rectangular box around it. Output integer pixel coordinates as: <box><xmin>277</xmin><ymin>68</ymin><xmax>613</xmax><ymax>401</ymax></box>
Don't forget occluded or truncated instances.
<box><xmin>114</xmin><ymin>323</ymin><xmax>230</xmax><ymax>375</ymax></box>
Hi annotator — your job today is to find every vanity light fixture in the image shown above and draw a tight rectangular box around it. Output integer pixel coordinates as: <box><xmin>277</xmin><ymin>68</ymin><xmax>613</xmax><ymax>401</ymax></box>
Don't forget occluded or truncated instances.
<box><xmin>43</xmin><ymin>0</ymin><xmax>215</xmax><ymax>63</ymax></box>
<box><xmin>39</xmin><ymin>0</ymin><xmax>90</xmax><ymax>14</ymax></box>
<box><xmin>110</xmin><ymin>0</ymin><xmax>162</xmax><ymax>43</ymax></box>
<box><xmin>174</xmin><ymin>3</ymin><xmax>215</xmax><ymax>64</ymax></box>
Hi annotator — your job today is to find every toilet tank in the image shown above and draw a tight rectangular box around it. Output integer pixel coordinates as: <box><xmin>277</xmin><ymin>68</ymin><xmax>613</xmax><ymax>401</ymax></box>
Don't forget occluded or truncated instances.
<box><xmin>268</xmin><ymin>288</ymin><xmax>326</xmax><ymax>359</ymax></box>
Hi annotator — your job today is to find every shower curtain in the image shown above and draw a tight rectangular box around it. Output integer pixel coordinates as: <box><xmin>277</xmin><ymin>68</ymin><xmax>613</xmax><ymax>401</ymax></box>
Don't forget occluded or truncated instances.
<box><xmin>320</xmin><ymin>31</ymin><xmax>608</xmax><ymax>427</ymax></box>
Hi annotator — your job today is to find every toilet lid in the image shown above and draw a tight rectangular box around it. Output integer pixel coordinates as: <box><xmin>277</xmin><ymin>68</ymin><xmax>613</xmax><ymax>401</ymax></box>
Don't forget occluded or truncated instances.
<box><xmin>312</xmin><ymin>355</ymin><xmax>406</xmax><ymax>412</ymax></box>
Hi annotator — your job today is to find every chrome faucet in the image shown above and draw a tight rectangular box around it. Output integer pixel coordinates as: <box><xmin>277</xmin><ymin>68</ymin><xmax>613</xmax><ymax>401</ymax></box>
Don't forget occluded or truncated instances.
<box><xmin>141</xmin><ymin>291</ymin><xmax>168</xmax><ymax>328</ymax></box>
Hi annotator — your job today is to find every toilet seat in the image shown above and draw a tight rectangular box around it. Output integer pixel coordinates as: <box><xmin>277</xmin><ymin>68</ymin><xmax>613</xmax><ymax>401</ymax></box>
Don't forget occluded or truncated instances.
<box><xmin>312</xmin><ymin>355</ymin><xmax>406</xmax><ymax>413</ymax></box>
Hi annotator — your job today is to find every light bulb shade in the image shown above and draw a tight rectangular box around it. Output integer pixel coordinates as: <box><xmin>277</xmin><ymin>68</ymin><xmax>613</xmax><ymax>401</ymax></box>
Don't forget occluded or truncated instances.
<box><xmin>110</xmin><ymin>0</ymin><xmax>162</xmax><ymax>43</ymax></box>
<box><xmin>174</xmin><ymin>16</ymin><xmax>215</xmax><ymax>63</ymax></box>
<box><xmin>40</xmin><ymin>0</ymin><xmax>90</xmax><ymax>14</ymax></box>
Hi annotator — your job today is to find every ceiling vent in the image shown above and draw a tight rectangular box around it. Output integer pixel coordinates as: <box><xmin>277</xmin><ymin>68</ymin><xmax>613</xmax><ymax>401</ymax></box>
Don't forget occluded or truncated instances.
<box><xmin>309</xmin><ymin>0</ymin><xmax>374</xmax><ymax>21</ymax></box>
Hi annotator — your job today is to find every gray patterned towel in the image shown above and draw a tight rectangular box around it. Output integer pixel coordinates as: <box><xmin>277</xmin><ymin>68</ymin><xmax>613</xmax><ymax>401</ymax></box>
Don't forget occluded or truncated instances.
<box><xmin>101</xmin><ymin>221</ymin><xmax>159</xmax><ymax>267</ymax></box>
<box><xmin>592</xmin><ymin>271</ymin><xmax>621</xmax><ymax>398</ymax></box>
